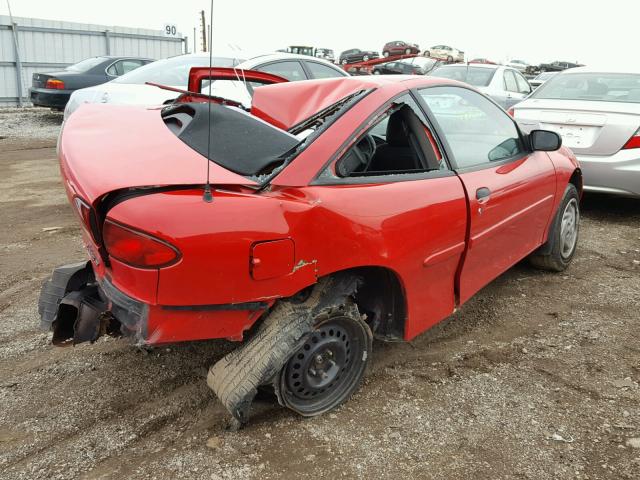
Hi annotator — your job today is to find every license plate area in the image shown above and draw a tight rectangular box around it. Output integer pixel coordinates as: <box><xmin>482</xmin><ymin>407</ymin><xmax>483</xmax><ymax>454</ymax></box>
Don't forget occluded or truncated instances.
<box><xmin>540</xmin><ymin>123</ymin><xmax>599</xmax><ymax>149</ymax></box>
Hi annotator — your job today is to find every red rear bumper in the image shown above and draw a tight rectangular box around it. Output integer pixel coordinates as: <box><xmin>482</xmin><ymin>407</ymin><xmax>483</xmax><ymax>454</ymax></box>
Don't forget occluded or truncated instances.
<box><xmin>39</xmin><ymin>261</ymin><xmax>269</xmax><ymax>345</ymax></box>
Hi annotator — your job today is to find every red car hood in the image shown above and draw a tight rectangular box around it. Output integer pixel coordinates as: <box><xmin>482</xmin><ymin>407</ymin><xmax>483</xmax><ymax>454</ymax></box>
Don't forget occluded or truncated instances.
<box><xmin>59</xmin><ymin>104</ymin><xmax>256</xmax><ymax>204</ymax></box>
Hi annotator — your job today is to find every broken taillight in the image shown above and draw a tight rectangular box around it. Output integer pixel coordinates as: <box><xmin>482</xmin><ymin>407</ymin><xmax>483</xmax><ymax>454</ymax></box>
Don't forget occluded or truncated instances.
<box><xmin>103</xmin><ymin>219</ymin><xmax>181</xmax><ymax>269</ymax></box>
<box><xmin>45</xmin><ymin>78</ymin><xmax>65</xmax><ymax>90</ymax></box>
<box><xmin>73</xmin><ymin>196</ymin><xmax>99</xmax><ymax>243</ymax></box>
<box><xmin>622</xmin><ymin>128</ymin><xmax>640</xmax><ymax>150</ymax></box>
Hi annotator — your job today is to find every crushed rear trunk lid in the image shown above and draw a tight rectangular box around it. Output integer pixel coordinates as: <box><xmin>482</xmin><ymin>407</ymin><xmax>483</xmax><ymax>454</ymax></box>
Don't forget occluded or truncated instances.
<box><xmin>59</xmin><ymin>104</ymin><xmax>259</xmax><ymax>204</ymax></box>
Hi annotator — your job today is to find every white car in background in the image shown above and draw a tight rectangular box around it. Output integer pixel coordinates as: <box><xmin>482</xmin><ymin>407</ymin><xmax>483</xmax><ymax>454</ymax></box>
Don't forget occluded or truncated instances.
<box><xmin>512</xmin><ymin>67</ymin><xmax>640</xmax><ymax>197</ymax></box>
<box><xmin>64</xmin><ymin>52</ymin><xmax>347</xmax><ymax>118</ymax></box>
<box><xmin>64</xmin><ymin>53</ymin><xmax>242</xmax><ymax>119</ymax></box>
<box><xmin>429</xmin><ymin>64</ymin><xmax>532</xmax><ymax>109</ymax></box>
<box><xmin>423</xmin><ymin>45</ymin><xmax>464</xmax><ymax>63</ymax></box>
<box><xmin>505</xmin><ymin>59</ymin><xmax>530</xmax><ymax>74</ymax></box>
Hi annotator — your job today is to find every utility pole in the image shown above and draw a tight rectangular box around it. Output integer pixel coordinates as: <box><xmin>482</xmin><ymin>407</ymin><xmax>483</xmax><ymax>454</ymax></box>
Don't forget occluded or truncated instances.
<box><xmin>200</xmin><ymin>10</ymin><xmax>207</xmax><ymax>52</ymax></box>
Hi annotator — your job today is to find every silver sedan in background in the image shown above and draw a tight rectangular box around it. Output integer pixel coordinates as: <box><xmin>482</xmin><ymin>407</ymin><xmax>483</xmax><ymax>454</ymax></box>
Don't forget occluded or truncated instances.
<box><xmin>513</xmin><ymin>67</ymin><xmax>640</xmax><ymax>197</ymax></box>
<box><xmin>429</xmin><ymin>64</ymin><xmax>532</xmax><ymax>109</ymax></box>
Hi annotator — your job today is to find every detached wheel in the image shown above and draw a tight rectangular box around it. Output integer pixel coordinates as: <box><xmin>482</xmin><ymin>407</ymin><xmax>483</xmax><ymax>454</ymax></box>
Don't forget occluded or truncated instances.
<box><xmin>530</xmin><ymin>183</ymin><xmax>580</xmax><ymax>272</ymax></box>
<box><xmin>276</xmin><ymin>303</ymin><xmax>372</xmax><ymax>417</ymax></box>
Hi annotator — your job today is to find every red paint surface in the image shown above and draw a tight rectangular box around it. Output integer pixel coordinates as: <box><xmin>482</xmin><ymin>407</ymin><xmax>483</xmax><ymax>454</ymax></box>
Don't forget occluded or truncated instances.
<box><xmin>58</xmin><ymin>76</ymin><xmax>580</xmax><ymax>344</ymax></box>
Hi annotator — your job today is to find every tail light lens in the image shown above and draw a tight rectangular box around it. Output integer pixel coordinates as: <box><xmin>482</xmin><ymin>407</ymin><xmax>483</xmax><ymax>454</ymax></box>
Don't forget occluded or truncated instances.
<box><xmin>45</xmin><ymin>78</ymin><xmax>65</xmax><ymax>90</ymax></box>
<box><xmin>506</xmin><ymin>107</ymin><xmax>515</xmax><ymax>117</ymax></box>
<box><xmin>103</xmin><ymin>219</ymin><xmax>181</xmax><ymax>269</ymax></box>
<box><xmin>622</xmin><ymin>128</ymin><xmax>640</xmax><ymax>150</ymax></box>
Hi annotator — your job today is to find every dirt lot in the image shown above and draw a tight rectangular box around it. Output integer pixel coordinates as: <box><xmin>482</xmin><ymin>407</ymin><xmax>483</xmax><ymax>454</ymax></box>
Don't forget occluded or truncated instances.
<box><xmin>1</xmin><ymin>111</ymin><xmax>639</xmax><ymax>480</ymax></box>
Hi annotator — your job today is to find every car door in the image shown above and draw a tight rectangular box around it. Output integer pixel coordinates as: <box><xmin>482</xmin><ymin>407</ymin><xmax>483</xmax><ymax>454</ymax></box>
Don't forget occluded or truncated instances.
<box><xmin>311</xmin><ymin>93</ymin><xmax>468</xmax><ymax>338</ymax></box>
<box><xmin>514</xmin><ymin>70</ymin><xmax>532</xmax><ymax>99</ymax></box>
<box><xmin>417</xmin><ymin>85</ymin><xmax>557</xmax><ymax>304</ymax></box>
<box><xmin>503</xmin><ymin>69</ymin><xmax>524</xmax><ymax>109</ymax></box>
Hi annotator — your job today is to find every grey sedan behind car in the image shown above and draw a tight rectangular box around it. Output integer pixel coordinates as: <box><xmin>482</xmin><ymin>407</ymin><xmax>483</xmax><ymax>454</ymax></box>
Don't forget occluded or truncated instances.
<box><xmin>429</xmin><ymin>64</ymin><xmax>532</xmax><ymax>109</ymax></box>
<box><xmin>513</xmin><ymin>67</ymin><xmax>640</xmax><ymax>197</ymax></box>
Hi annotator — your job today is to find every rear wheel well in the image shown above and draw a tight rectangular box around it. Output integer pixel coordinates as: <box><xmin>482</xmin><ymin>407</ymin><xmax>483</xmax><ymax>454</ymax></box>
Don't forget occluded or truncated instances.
<box><xmin>318</xmin><ymin>267</ymin><xmax>407</xmax><ymax>341</ymax></box>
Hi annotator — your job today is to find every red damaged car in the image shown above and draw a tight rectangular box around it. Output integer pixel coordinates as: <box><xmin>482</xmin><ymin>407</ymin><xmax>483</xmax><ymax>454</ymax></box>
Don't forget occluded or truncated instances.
<box><xmin>40</xmin><ymin>68</ymin><xmax>582</xmax><ymax>427</ymax></box>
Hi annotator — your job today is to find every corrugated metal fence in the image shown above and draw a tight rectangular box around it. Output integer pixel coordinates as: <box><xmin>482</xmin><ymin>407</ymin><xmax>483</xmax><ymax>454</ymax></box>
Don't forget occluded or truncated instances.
<box><xmin>0</xmin><ymin>15</ymin><xmax>187</xmax><ymax>106</ymax></box>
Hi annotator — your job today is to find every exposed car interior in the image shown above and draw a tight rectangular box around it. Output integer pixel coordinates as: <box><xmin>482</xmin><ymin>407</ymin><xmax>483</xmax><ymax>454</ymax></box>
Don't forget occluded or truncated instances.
<box><xmin>336</xmin><ymin>102</ymin><xmax>443</xmax><ymax>177</ymax></box>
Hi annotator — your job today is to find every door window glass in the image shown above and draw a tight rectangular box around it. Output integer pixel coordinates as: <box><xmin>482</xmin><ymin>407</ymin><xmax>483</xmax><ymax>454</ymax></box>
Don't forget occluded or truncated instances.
<box><xmin>504</xmin><ymin>70</ymin><xmax>518</xmax><ymax>92</ymax></box>
<box><xmin>514</xmin><ymin>72</ymin><xmax>531</xmax><ymax>94</ymax></box>
<box><xmin>419</xmin><ymin>86</ymin><xmax>524</xmax><ymax>168</ymax></box>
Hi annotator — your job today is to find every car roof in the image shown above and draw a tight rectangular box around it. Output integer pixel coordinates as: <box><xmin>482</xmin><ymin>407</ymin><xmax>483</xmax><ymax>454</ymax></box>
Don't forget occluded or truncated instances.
<box><xmin>238</xmin><ymin>52</ymin><xmax>342</xmax><ymax>69</ymax></box>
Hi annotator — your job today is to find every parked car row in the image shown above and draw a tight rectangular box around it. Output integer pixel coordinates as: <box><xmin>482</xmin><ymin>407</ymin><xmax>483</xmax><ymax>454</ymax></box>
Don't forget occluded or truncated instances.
<box><xmin>339</xmin><ymin>42</ymin><xmax>465</xmax><ymax>65</ymax></box>
<box><xmin>372</xmin><ymin>57</ymin><xmax>441</xmax><ymax>75</ymax></box>
<box><xmin>59</xmin><ymin>52</ymin><xmax>346</xmax><ymax>117</ymax></box>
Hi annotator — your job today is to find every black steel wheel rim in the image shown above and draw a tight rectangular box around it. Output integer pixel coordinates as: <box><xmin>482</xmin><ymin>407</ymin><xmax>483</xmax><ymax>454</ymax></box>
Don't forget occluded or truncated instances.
<box><xmin>280</xmin><ymin>315</ymin><xmax>368</xmax><ymax>415</ymax></box>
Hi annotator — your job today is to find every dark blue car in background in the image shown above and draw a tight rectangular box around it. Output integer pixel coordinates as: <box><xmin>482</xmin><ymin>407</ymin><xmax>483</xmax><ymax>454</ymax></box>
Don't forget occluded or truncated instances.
<box><xmin>29</xmin><ymin>56</ymin><xmax>153</xmax><ymax>110</ymax></box>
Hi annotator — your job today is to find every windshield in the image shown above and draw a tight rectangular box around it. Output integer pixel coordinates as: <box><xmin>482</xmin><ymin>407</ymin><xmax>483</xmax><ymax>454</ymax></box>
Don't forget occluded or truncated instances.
<box><xmin>66</xmin><ymin>57</ymin><xmax>107</xmax><ymax>72</ymax></box>
<box><xmin>430</xmin><ymin>66</ymin><xmax>496</xmax><ymax>87</ymax></box>
<box><xmin>532</xmin><ymin>72</ymin><xmax>640</xmax><ymax>103</ymax></box>
<box><xmin>113</xmin><ymin>55</ymin><xmax>242</xmax><ymax>86</ymax></box>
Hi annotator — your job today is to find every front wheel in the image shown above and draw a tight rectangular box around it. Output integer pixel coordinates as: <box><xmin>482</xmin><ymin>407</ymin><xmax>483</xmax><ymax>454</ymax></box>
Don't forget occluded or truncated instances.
<box><xmin>341</xmin><ymin>58</ymin><xmax>348</xmax><ymax>65</ymax></box>
<box><xmin>362</xmin><ymin>55</ymin><xmax>370</xmax><ymax>61</ymax></box>
<box><xmin>383</xmin><ymin>51</ymin><xmax>390</xmax><ymax>57</ymax></box>
<box><xmin>530</xmin><ymin>183</ymin><xmax>580</xmax><ymax>272</ymax></box>
<box><xmin>424</xmin><ymin>50</ymin><xmax>430</xmax><ymax>57</ymax></box>
<box><xmin>447</xmin><ymin>55</ymin><xmax>453</xmax><ymax>63</ymax></box>
<box><xmin>405</xmin><ymin>48</ymin><xmax>412</xmax><ymax>55</ymax></box>
<box><xmin>276</xmin><ymin>302</ymin><xmax>372</xmax><ymax>417</ymax></box>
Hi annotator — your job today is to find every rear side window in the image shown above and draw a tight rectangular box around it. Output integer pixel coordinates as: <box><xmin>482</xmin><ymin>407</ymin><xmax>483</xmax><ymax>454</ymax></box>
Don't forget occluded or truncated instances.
<box><xmin>514</xmin><ymin>71</ymin><xmax>531</xmax><ymax>94</ymax></box>
<box><xmin>257</xmin><ymin>61</ymin><xmax>307</xmax><ymax>81</ymax></box>
<box><xmin>419</xmin><ymin>86</ymin><xmax>524</xmax><ymax>169</ymax></box>
<box><xmin>305</xmin><ymin>61</ymin><xmax>345</xmax><ymax>79</ymax></box>
<box><xmin>107</xmin><ymin>59</ymin><xmax>145</xmax><ymax>76</ymax></box>
<box><xmin>504</xmin><ymin>70</ymin><xmax>518</xmax><ymax>92</ymax></box>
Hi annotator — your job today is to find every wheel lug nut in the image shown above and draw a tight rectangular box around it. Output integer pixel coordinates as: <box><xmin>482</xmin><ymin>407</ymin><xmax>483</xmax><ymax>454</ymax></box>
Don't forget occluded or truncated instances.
<box><xmin>315</xmin><ymin>355</ymin><xmax>323</xmax><ymax>364</ymax></box>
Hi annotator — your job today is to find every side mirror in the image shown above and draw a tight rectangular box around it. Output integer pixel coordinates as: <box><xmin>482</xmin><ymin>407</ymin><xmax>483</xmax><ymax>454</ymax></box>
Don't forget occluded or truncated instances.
<box><xmin>530</xmin><ymin>129</ymin><xmax>562</xmax><ymax>151</ymax></box>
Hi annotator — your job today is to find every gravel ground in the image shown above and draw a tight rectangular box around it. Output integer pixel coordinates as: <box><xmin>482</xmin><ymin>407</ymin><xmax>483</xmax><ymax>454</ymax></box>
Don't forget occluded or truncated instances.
<box><xmin>0</xmin><ymin>108</ymin><xmax>63</xmax><ymax>141</ymax></box>
<box><xmin>0</xmin><ymin>114</ymin><xmax>639</xmax><ymax>479</ymax></box>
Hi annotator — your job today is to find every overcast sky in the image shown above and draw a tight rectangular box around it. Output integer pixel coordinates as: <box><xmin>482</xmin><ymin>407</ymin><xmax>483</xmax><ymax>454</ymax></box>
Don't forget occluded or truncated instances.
<box><xmin>4</xmin><ymin>0</ymin><xmax>638</xmax><ymax>68</ymax></box>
